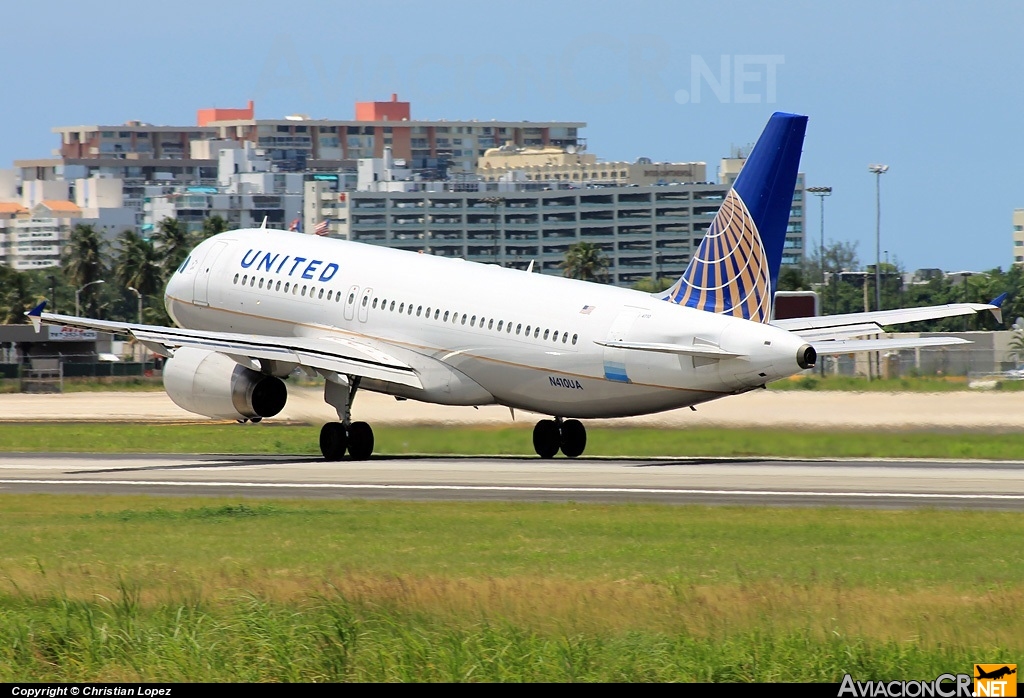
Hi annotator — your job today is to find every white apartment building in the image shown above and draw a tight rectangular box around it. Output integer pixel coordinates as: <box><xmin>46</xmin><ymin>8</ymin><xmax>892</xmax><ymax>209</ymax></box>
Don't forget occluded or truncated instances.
<box><xmin>144</xmin><ymin>143</ymin><xmax>303</xmax><ymax>233</ymax></box>
<box><xmin>1013</xmin><ymin>209</ymin><xmax>1024</xmax><ymax>265</ymax></box>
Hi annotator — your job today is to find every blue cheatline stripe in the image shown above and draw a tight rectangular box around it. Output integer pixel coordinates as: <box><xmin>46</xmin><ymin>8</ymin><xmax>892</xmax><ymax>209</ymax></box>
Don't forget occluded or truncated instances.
<box><xmin>604</xmin><ymin>362</ymin><xmax>630</xmax><ymax>383</ymax></box>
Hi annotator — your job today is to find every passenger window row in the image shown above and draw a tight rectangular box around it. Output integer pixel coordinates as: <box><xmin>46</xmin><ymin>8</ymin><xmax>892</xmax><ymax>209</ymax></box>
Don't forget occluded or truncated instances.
<box><xmin>234</xmin><ymin>273</ymin><xmax>341</xmax><ymax>302</ymax></box>
<box><xmin>370</xmin><ymin>295</ymin><xmax>578</xmax><ymax>346</ymax></box>
<box><xmin>232</xmin><ymin>273</ymin><xmax>579</xmax><ymax>346</ymax></box>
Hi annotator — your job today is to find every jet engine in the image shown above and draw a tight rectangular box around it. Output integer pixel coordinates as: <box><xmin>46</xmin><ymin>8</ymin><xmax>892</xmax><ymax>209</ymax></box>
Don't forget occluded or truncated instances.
<box><xmin>162</xmin><ymin>347</ymin><xmax>287</xmax><ymax>421</ymax></box>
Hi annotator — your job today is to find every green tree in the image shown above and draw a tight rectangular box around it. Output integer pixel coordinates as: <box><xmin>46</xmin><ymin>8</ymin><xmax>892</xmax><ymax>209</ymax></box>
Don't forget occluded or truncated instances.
<box><xmin>0</xmin><ymin>268</ymin><xmax>38</xmax><ymax>324</ymax></box>
<box><xmin>113</xmin><ymin>229</ymin><xmax>162</xmax><ymax>298</ymax></box>
<box><xmin>200</xmin><ymin>214</ymin><xmax>229</xmax><ymax>240</ymax></box>
<box><xmin>632</xmin><ymin>276</ymin><xmax>674</xmax><ymax>293</ymax></box>
<box><xmin>63</xmin><ymin>223</ymin><xmax>106</xmax><ymax>317</ymax></box>
<box><xmin>561</xmin><ymin>242</ymin><xmax>610</xmax><ymax>283</ymax></box>
<box><xmin>152</xmin><ymin>217</ymin><xmax>194</xmax><ymax>281</ymax></box>
<box><xmin>777</xmin><ymin>266</ymin><xmax>809</xmax><ymax>292</ymax></box>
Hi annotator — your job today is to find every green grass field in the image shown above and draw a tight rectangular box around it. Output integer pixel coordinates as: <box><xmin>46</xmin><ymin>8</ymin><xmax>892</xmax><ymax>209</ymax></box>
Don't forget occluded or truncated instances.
<box><xmin>2</xmin><ymin>414</ymin><xmax>1021</xmax><ymax>681</ymax></box>
<box><xmin>3</xmin><ymin>422</ymin><xmax>1024</xmax><ymax>460</ymax></box>
<box><xmin>0</xmin><ymin>496</ymin><xmax>1020</xmax><ymax>681</ymax></box>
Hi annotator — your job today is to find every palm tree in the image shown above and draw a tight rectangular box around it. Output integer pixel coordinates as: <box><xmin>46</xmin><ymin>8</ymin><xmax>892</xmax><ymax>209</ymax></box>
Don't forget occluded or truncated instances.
<box><xmin>113</xmin><ymin>229</ymin><xmax>162</xmax><ymax>298</ymax></box>
<box><xmin>561</xmin><ymin>242</ymin><xmax>610</xmax><ymax>283</ymax></box>
<box><xmin>152</xmin><ymin>217</ymin><xmax>195</xmax><ymax>281</ymax></box>
<box><xmin>1</xmin><ymin>268</ymin><xmax>37</xmax><ymax>324</ymax></box>
<box><xmin>63</xmin><ymin>223</ymin><xmax>106</xmax><ymax>317</ymax></box>
<box><xmin>200</xmin><ymin>214</ymin><xmax>229</xmax><ymax>240</ymax></box>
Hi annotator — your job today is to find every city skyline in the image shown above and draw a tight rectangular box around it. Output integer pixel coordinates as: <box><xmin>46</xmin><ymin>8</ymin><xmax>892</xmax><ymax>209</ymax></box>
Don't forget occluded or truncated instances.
<box><xmin>2</xmin><ymin>0</ymin><xmax>1022</xmax><ymax>273</ymax></box>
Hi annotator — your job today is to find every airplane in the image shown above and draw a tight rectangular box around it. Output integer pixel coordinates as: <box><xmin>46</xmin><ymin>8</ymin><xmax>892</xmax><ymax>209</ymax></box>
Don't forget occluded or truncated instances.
<box><xmin>975</xmin><ymin>666</ymin><xmax>1016</xmax><ymax>681</ymax></box>
<box><xmin>28</xmin><ymin>112</ymin><xmax>1004</xmax><ymax>461</ymax></box>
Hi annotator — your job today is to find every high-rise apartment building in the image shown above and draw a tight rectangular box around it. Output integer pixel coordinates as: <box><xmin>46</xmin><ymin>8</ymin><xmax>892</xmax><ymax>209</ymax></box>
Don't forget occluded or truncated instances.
<box><xmin>206</xmin><ymin>95</ymin><xmax>585</xmax><ymax>175</ymax></box>
<box><xmin>1013</xmin><ymin>209</ymin><xmax>1024</xmax><ymax>265</ymax></box>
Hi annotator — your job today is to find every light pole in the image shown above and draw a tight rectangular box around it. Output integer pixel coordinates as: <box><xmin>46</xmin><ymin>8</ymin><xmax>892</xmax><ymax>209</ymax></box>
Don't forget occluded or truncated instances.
<box><xmin>127</xmin><ymin>286</ymin><xmax>143</xmax><ymax>324</ymax></box>
<box><xmin>127</xmin><ymin>286</ymin><xmax>144</xmax><ymax>363</ymax></box>
<box><xmin>47</xmin><ymin>275</ymin><xmax>58</xmax><ymax>314</ymax></box>
<box><xmin>481</xmin><ymin>196</ymin><xmax>505</xmax><ymax>265</ymax></box>
<box><xmin>868</xmin><ymin>164</ymin><xmax>888</xmax><ymax>312</ymax></box>
<box><xmin>807</xmin><ymin>186</ymin><xmax>832</xmax><ymax>287</ymax></box>
<box><xmin>75</xmin><ymin>280</ymin><xmax>105</xmax><ymax>316</ymax></box>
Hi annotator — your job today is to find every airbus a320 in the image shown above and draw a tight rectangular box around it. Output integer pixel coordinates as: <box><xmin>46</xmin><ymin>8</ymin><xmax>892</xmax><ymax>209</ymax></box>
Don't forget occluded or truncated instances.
<box><xmin>31</xmin><ymin>113</ymin><xmax>1002</xmax><ymax>460</ymax></box>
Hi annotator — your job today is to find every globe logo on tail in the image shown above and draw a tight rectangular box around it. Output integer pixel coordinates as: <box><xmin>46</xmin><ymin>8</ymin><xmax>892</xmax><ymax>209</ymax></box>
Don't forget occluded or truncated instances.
<box><xmin>665</xmin><ymin>189</ymin><xmax>772</xmax><ymax>323</ymax></box>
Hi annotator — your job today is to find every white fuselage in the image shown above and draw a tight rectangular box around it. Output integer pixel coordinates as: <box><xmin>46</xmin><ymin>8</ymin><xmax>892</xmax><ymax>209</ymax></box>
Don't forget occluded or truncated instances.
<box><xmin>164</xmin><ymin>229</ymin><xmax>808</xmax><ymax>418</ymax></box>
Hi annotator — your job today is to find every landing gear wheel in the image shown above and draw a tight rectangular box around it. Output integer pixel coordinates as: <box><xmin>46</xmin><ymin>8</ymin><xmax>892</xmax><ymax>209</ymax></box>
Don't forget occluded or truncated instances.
<box><xmin>533</xmin><ymin>419</ymin><xmax>560</xmax><ymax>459</ymax></box>
<box><xmin>559</xmin><ymin>419</ymin><xmax>587</xmax><ymax>458</ymax></box>
<box><xmin>347</xmin><ymin>421</ymin><xmax>375</xmax><ymax>460</ymax></box>
<box><xmin>320</xmin><ymin>422</ymin><xmax>347</xmax><ymax>461</ymax></box>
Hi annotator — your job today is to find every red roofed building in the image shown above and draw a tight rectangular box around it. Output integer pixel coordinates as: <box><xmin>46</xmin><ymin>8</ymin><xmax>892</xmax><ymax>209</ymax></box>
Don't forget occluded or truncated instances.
<box><xmin>354</xmin><ymin>94</ymin><xmax>410</xmax><ymax>122</ymax></box>
<box><xmin>197</xmin><ymin>100</ymin><xmax>255</xmax><ymax>128</ymax></box>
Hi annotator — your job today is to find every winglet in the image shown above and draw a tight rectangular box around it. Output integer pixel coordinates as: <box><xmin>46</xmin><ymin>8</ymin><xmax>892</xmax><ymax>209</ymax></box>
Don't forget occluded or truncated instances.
<box><xmin>260</xmin><ymin>216</ymin><xmax>268</xmax><ymax>230</ymax></box>
<box><xmin>989</xmin><ymin>292</ymin><xmax>1008</xmax><ymax>325</ymax></box>
<box><xmin>25</xmin><ymin>300</ymin><xmax>46</xmax><ymax>333</ymax></box>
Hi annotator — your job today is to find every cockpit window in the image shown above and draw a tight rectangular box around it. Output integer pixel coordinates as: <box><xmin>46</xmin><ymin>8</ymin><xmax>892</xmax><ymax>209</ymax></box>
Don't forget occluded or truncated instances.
<box><xmin>176</xmin><ymin>255</ymin><xmax>191</xmax><ymax>273</ymax></box>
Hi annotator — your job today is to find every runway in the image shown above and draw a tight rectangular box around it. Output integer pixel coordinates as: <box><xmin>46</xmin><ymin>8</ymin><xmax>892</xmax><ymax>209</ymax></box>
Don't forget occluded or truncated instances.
<box><xmin>2</xmin><ymin>453</ymin><xmax>1023</xmax><ymax>510</ymax></box>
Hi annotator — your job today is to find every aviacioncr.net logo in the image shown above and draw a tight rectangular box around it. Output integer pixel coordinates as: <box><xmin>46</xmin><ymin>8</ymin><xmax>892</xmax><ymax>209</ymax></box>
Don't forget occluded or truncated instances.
<box><xmin>838</xmin><ymin>674</ymin><xmax>973</xmax><ymax>697</ymax></box>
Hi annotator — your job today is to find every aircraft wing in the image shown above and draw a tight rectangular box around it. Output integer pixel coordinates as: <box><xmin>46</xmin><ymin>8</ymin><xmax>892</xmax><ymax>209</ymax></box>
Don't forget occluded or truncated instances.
<box><xmin>33</xmin><ymin>310</ymin><xmax>422</xmax><ymax>389</ymax></box>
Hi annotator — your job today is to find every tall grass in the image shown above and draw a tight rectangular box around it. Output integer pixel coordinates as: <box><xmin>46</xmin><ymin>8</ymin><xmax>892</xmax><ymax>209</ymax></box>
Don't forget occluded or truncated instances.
<box><xmin>0</xmin><ymin>590</ymin><xmax>1009</xmax><ymax>682</ymax></box>
<box><xmin>0</xmin><ymin>496</ymin><xmax>1021</xmax><ymax>681</ymax></box>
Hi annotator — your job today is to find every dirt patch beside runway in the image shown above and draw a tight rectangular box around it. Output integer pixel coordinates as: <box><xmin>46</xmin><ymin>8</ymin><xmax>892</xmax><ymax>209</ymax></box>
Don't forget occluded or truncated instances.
<box><xmin>0</xmin><ymin>388</ymin><xmax>1019</xmax><ymax>430</ymax></box>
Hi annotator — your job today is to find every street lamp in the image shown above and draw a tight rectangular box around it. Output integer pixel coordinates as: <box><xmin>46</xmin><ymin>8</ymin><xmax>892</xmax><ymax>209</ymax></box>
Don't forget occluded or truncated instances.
<box><xmin>868</xmin><ymin>164</ymin><xmax>888</xmax><ymax>312</ymax></box>
<box><xmin>481</xmin><ymin>196</ymin><xmax>505</xmax><ymax>265</ymax></box>
<box><xmin>127</xmin><ymin>286</ymin><xmax>143</xmax><ymax>324</ymax></box>
<box><xmin>75</xmin><ymin>280</ymin><xmax>105</xmax><ymax>316</ymax></box>
<box><xmin>47</xmin><ymin>275</ymin><xmax>58</xmax><ymax>314</ymax></box>
<box><xmin>806</xmin><ymin>186</ymin><xmax>832</xmax><ymax>287</ymax></box>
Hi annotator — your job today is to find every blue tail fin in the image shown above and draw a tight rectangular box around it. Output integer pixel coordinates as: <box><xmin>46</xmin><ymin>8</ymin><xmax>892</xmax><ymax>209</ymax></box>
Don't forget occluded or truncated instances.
<box><xmin>663</xmin><ymin>112</ymin><xmax>807</xmax><ymax>323</ymax></box>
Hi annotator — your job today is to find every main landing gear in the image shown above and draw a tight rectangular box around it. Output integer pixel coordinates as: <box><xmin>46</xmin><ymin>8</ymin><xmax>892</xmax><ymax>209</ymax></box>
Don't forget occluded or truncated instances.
<box><xmin>532</xmin><ymin>417</ymin><xmax>587</xmax><ymax>459</ymax></box>
<box><xmin>320</xmin><ymin>376</ymin><xmax>375</xmax><ymax>461</ymax></box>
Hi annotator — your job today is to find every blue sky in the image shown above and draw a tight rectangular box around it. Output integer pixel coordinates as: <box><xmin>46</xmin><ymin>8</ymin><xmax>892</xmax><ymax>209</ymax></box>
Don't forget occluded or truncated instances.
<box><xmin>4</xmin><ymin>0</ymin><xmax>1023</xmax><ymax>272</ymax></box>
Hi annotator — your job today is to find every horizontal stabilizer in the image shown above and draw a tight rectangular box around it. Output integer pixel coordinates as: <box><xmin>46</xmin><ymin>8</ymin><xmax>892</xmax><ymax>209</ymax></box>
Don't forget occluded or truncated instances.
<box><xmin>812</xmin><ymin>336</ymin><xmax>971</xmax><ymax>356</ymax></box>
<box><xmin>775</xmin><ymin>302</ymin><xmax>999</xmax><ymax>339</ymax></box>
<box><xmin>594</xmin><ymin>340</ymin><xmax>741</xmax><ymax>359</ymax></box>
<box><xmin>796</xmin><ymin>322</ymin><xmax>886</xmax><ymax>340</ymax></box>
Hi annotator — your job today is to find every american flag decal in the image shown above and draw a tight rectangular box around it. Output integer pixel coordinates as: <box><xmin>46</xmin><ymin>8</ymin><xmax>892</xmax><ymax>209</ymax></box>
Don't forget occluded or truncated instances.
<box><xmin>580</xmin><ymin>305</ymin><xmax>595</xmax><ymax>314</ymax></box>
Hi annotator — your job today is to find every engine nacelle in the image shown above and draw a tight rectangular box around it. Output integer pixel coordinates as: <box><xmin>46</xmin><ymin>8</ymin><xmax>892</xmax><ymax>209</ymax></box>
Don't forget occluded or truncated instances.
<box><xmin>163</xmin><ymin>347</ymin><xmax>287</xmax><ymax>421</ymax></box>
